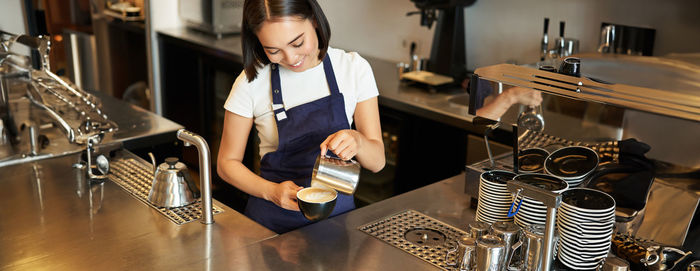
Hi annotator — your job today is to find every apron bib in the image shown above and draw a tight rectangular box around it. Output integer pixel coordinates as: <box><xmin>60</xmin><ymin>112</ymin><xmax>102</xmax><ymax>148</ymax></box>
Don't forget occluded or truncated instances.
<box><xmin>244</xmin><ymin>56</ymin><xmax>355</xmax><ymax>233</ymax></box>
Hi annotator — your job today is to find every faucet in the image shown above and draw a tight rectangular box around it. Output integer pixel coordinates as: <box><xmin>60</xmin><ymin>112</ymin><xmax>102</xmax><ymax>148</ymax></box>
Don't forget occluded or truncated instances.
<box><xmin>176</xmin><ymin>129</ymin><xmax>214</xmax><ymax>224</ymax></box>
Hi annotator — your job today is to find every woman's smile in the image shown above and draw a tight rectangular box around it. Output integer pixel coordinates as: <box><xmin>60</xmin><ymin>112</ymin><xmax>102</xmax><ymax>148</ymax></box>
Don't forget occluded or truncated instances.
<box><xmin>289</xmin><ymin>57</ymin><xmax>304</xmax><ymax>69</ymax></box>
<box><xmin>257</xmin><ymin>17</ymin><xmax>320</xmax><ymax>72</ymax></box>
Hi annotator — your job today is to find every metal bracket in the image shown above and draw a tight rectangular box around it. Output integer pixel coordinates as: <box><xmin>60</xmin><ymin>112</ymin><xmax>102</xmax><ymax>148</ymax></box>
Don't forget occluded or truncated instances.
<box><xmin>507</xmin><ymin>180</ymin><xmax>561</xmax><ymax>271</ymax></box>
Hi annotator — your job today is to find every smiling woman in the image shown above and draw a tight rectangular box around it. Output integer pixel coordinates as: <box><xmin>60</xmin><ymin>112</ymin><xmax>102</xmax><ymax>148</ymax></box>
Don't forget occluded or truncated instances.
<box><xmin>240</xmin><ymin>0</ymin><xmax>330</xmax><ymax>80</ymax></box>
<box><xmin>216</xmin><ymin>0</ymin><xmax>386</xmax><ymax>233</ymax></box>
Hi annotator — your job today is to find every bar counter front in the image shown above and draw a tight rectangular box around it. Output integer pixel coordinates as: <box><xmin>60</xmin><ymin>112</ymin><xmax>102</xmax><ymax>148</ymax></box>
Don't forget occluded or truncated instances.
<box><xmin>0</xmin><ymin>149</ymin><xmax>474</xmax><ymax>270</ymax></box>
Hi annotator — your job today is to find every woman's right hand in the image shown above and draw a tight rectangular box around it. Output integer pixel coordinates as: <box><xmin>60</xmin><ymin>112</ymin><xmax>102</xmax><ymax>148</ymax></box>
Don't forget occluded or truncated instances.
<box><xmin>266</xmin><ymin>181</ymin><xmax>302</xmax><ymax>211</ymax></box>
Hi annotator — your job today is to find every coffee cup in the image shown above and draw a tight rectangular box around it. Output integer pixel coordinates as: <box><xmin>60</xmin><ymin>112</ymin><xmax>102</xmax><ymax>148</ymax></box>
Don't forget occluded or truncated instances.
<box><xmin>559</xmin><ymin>57</ymin><xmax>581</xmax><ymax>77</ymax></box>
<box><xmin>296</xmin><ymin>187</ymin><xmax>337</xmax><ymax>221</ymax></box>
<box><xmin>538</xmin><ymin>65</ymin><xmax>557</xmax><ymax>73</ymax></box>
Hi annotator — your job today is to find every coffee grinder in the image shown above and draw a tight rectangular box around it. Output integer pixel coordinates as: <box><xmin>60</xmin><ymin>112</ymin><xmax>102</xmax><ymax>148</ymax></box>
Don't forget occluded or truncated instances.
<box><xmin>408</xmin><ymin>0</ymin><xmax>477</xmax><ymax>87</ymax></box>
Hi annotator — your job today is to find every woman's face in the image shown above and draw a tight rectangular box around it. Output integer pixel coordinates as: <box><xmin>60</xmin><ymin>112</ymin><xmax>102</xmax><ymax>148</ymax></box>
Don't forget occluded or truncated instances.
<box><xmin>257</xmin><ymin>17</ymin><xmax>320</xmax><ymax>72</ymax></box>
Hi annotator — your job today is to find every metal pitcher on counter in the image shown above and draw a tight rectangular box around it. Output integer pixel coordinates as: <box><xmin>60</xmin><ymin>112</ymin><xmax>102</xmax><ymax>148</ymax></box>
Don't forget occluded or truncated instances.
<box><xmin>513</xmin><ymin>224</ymin><xmax>553</xmax><ymax>271</ymax></box>
<box><xmin>147</xmin><ymin>153</ymin><xmax>200</xmax><ymax>208</ymax></box>
<box><xmin>475</xmin><ymin>234</ymin><xmax>507</xmax><ymax>271</ymax></box>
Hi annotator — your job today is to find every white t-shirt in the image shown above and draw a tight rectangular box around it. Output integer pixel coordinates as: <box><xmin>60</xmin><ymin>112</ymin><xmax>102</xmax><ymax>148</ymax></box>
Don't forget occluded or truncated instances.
<box><xmin>224</xmin><ymin>47</ymin><xmax>379</xmax><ymax>157</ymax></box>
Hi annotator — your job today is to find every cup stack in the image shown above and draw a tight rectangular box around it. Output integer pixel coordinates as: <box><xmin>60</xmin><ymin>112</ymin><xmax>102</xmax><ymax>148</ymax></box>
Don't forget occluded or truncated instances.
<box><xmin>476</xmin><ymin>170</ymin><xmax>517</xmax><ymax>223</ymax></box>
<box><xmin>556</xmin><ymin>188</ymin><xmax>616</xmax><ymax>270</ymax></box>
<box><xmin>512</xmin><ymin>174</ymin><xmax>569</xmax><ymax>228</ymax></box>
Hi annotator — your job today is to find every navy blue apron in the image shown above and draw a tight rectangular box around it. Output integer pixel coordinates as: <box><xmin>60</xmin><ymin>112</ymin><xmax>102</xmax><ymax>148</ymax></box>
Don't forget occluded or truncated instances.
<box><xmin>244</xmin><ymin>56</ymin><xmax>355</xmax><ymax>233</ymax></box>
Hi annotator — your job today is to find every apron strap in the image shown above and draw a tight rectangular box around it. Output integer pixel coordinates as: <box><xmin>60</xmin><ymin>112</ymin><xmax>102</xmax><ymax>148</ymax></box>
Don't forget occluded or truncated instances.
<box><xmin>270</xmin><ymin>64</ymin><xmax>287</xmax><ymax>121</ymax></box>
<box><xmin>321</xmin><ymin>56</ymin><xmax>341</xmax><ymax>96</ymax></box>
<box><xmin>269</xmin><ymin>55</ymin><xmax>340</xmax><ymax>122</ymax></box>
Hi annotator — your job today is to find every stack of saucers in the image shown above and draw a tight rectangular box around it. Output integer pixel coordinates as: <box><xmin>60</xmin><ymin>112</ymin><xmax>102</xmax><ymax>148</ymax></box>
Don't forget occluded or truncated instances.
<box><xmin>476</xmin><ymin>170</ymin><xmax>517</xmax><ymax>223</ymax></box>
<box><xmin>512</xmin><ymin>174</ymin><xmax>569</xmax><ymax>228</ymax></box>
<box><xmin>556</xmin><ymin>188</ymin><xmax>616</xmax><ymax>270</ymax></box>
<box><xmin>545</xmin><ymin>146</ymin><xmax>599</xmax><ymax>187</ymax></box>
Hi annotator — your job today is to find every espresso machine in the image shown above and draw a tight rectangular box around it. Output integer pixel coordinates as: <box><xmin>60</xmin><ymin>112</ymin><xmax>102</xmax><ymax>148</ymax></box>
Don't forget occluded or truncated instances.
<box><xmin>0</xmin><ymin>30</ymin><xmax>119</xmax><ymax>170</ymax></box>
<box><xmin>465</xmin><ymin>53</ymin><xmax>700</xmax><ymax>269</ymax></box>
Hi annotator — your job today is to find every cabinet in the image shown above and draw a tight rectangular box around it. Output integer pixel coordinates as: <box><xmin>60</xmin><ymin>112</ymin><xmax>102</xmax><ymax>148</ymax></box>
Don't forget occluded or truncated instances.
<box><xmin>104</xmin><ymin>21</ymin><xmax>149</xmax><ymax>99</ymax></box>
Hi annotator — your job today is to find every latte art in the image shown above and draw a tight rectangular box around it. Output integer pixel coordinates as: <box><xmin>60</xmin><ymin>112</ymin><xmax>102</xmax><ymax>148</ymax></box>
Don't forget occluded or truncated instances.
<box><xmin>303</xmin><ymin>191</ymin><xmax>335</xmax><ymax>202</ymax></box>
<box><xmin>298</xmin><ymin>187</ymin><xmax>336</xmax><ymax>203</ymax></box>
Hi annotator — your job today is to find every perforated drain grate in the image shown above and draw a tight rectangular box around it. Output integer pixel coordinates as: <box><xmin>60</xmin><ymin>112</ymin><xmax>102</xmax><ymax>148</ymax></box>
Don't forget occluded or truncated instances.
<box><xmin>404</xmin><ymin>228</ymin><xmax>447</xmax><ymax>246</ymax></box>
<box><xmin>108</xmin><ymin>158</ymin><xmax>224</xmax><ymax>225</ymax></box>
<box><xmin>359</xmin><ymin>210</ymin><xmax>468</xmax><ymax>271</ymax></box>
<box><xmin>518</xmin><ymin>130</ymin><xmax>619</xmax><ymax>160</ymax></box>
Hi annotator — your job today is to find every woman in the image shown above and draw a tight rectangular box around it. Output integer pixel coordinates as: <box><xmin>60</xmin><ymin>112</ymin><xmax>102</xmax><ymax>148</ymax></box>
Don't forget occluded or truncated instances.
<box><xmin>217</xmin><ymin>0</ymin><xmax>385</xmax><ymax>233</ymax></box>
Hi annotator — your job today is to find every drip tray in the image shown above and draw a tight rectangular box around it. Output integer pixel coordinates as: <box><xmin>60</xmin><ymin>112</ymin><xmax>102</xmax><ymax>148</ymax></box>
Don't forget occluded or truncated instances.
<box><xmin>359</xmin><ymin>210</ymin><xmax>468</xmax><ymax>271</ymax></box>
<box><xmin>108</xmin><ymin>158</ymin><xmax>224</xmax><ymax>225</ymax></box>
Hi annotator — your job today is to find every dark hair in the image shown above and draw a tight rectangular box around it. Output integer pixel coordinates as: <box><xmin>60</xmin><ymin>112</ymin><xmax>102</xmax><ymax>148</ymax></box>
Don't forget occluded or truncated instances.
<box><xmin>242</xmin><ymin>0</ymin><xmax>331</xmax><ymax>81</ymax></box>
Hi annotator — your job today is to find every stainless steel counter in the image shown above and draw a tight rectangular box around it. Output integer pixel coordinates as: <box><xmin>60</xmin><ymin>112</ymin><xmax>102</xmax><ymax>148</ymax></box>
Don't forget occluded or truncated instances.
<box><xmin>0</xmin><ymin>150</ymin><xmax>276</xmax><ymax>270</ymax></box>
<box><xmin>200</xmin><ymin>174</ymin><xmax>475</xmax><ymax>270</ymax></box>
<box><xmin>367</xmin><ymin>58</ymin><xmax>478</xmax><ymax>130</ymax></box>
<box><xmin>97</xmin><ymin>91</ymin><xmax>184</xmax><ymax>149</ymax></box>
<box><xmin>1</xmin><ymin>143</ymin><xmax>471</xmax><ymax>270</ymax></box>
<box><xmin>4</xmin><ymin>147</ymin><xmax>697</xmax><ymax>270</ymax></box>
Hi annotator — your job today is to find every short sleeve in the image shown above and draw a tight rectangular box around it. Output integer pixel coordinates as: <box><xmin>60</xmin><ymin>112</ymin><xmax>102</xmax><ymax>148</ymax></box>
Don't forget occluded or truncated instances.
<box><xmin>353</xmin><ymin>55</ymin><xmax>379</xmax><ymax>102</ymax></box>
<box><xmin>223</xmin><ymin>72</ymin><xmax>254</xmax><ymax>118</ymax></box>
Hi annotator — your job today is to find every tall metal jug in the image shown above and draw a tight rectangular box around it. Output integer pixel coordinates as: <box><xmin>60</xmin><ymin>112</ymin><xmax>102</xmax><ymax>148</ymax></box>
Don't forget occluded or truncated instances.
<box><xmin>311</xmin><ymin>154</ymin><xmax>360</xmax><ymax>194</ymax></box>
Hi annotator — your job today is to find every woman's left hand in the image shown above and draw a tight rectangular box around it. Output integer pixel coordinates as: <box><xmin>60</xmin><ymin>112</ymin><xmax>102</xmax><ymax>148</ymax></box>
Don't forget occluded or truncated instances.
<box><xmin>320</xmin><ymin>129</ymin><xmax>362</xmax><ymax>161</ymax></box>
